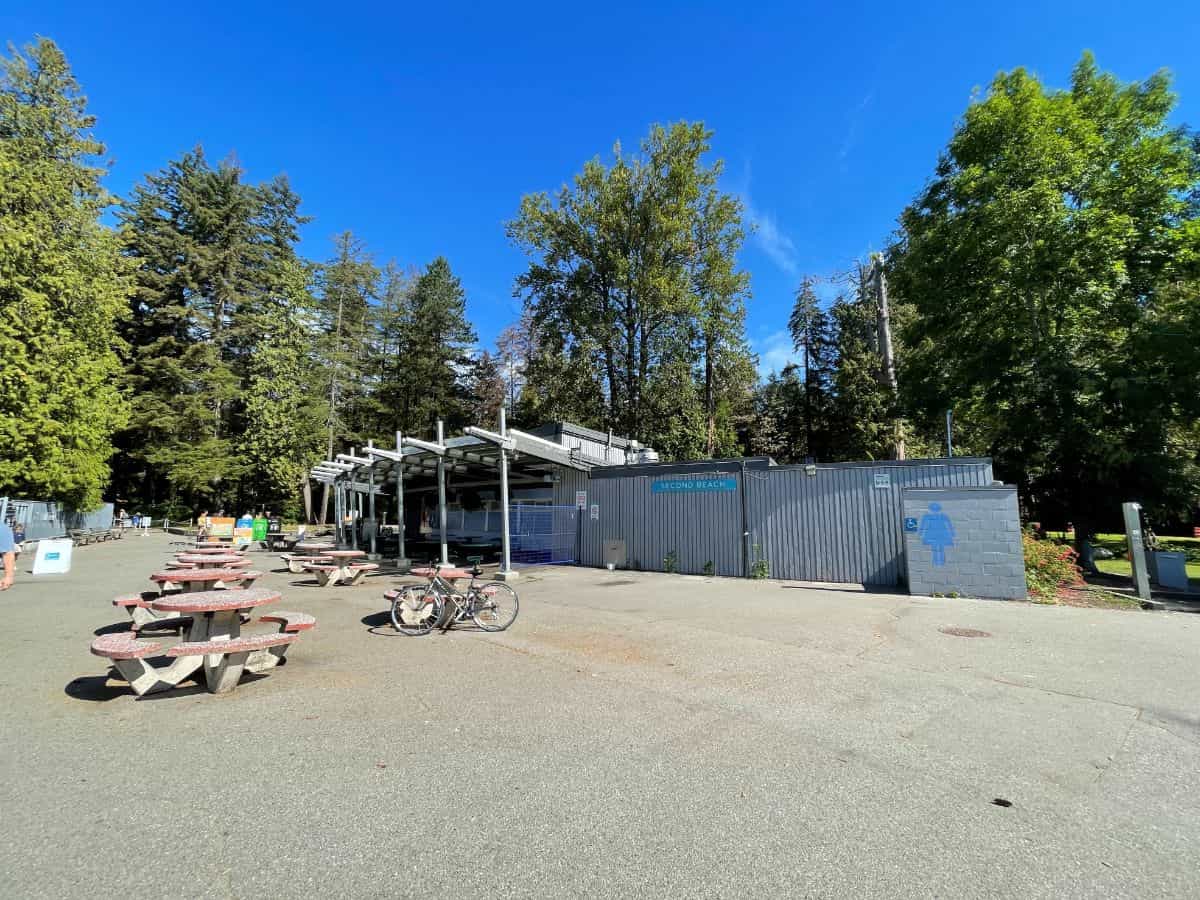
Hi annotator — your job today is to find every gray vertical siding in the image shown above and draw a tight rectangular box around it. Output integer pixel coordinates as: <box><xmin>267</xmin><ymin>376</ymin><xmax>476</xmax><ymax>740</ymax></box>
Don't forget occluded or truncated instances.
<box><xmin>574</xmin><ymin>458</ymin><xmax>994</xmax><ymax>586</ymax></box>
<box><xmin>746</xmin><ymin>460</ymin><xmax>993</xmax><ymax>585</ymax></box>
<box><xmin>579</xmin><ymin>470</ymin><xmax>746</xmax><ymax>576</ymax></box>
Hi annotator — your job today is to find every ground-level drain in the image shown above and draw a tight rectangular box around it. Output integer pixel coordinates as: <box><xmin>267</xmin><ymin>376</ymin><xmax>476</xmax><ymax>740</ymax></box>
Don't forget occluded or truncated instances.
<box><xmin>939</xmin><ymin>626</ymin><xmax>992</xmax><ymax>638</ymax></box>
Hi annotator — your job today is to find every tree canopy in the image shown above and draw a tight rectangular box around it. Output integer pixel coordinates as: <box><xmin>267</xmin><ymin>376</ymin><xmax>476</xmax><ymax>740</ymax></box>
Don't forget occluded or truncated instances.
<box><xmin>889</xmin><ymin>53</ymin><xmax>1200</xmax><ymax>531</ymax></box>
<box><xmin>0</xmin><ymin>38</ymin><xmax>129</xmax><ymax>508</ymax></box>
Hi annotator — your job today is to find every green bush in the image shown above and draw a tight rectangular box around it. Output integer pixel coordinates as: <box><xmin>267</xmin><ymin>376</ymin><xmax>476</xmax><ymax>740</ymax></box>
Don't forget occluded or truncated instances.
<box><xmin>663</xmin><ymin>550</ymin><xmax>679</xmax><ymax>574</ymax></box>
<box><xmin>702</xmin><ymin>560</ymin><xmax>715</xmax><ymax>577</ymax></box>
<box><xmin>1023</xmin><ymin>530</ymin><xmax>1083</xmax><ymax>602</ymax></box>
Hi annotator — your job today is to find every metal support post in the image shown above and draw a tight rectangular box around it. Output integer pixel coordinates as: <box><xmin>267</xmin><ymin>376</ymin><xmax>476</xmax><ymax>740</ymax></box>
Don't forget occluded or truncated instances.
<box><xmin>334</xmin><ymin>481</ymin><xmax>343</xmax><ymax>546</ymax></box>
<box><xmin>395</xmin><ymin>431</ymin><xmax>409</xmax><ymax>571</ymax></box>
<box><xmin>497</xmin><ymin>408</ymin><xmax>517</xmax><ymax>581</ymax></box>
<box><xmin>437</xmin><ymin>420</ymin><xmax>449</xmax><ymax>566</ymax></box>
<box><xmin>349</xmin><ymin>452</ymin><xmax>358</xmax><ymax>551</ymax></box>
<box><xmin>366</xmin><ymin>442</ymin><xmax>377</xmax><ymax>558</ymax></box>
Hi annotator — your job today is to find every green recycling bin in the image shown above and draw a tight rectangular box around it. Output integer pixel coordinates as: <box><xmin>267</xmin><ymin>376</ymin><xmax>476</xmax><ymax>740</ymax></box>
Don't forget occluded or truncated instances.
<box><xmin>252</xmin><ymin>517</ymin><xmax>269</xmax><ymax>541</ymax></box>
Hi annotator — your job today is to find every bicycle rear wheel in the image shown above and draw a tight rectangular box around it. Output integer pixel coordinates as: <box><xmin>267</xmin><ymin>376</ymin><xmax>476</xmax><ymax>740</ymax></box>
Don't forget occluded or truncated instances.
<box><xmin>471</xmin><ymin>582</ymin><xmax>519</xmax><ymax>632</ymax></box>
<box><xmin>390</xmin><ymin>585</ymin><xmax>442</xmax><ymax>635</ymax></box>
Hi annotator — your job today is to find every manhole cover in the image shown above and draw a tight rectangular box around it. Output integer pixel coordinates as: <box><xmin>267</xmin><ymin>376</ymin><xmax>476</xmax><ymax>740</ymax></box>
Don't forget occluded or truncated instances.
<box><xmin>939</xmin><ymin>626</ymin><xmax>991</xmax><ymax>638</ymax></box>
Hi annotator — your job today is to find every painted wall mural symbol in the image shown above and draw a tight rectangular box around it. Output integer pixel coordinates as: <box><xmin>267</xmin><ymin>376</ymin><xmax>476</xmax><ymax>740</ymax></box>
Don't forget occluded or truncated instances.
<box><xmin>918</xmin><ymin>502</ymin><xmax>955</xmax><ymax>566</ymax></box>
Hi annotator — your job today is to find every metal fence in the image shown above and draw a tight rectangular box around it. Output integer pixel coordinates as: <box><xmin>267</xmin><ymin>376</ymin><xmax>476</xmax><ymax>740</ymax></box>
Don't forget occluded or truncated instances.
<box><xmin>509</xmin><ymin>504</ymin><xmax>579</xmax><ymax>566</ymax></box>
<box><xmin>0</xmin><ymin>497</ymin><xmax>116</xmax><ymax>542</ymax></box>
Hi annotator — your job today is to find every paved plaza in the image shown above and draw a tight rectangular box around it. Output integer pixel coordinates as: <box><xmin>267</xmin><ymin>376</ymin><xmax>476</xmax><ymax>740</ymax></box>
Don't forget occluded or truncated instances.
<box><xmin>2</xmin><ymin>533</ymin><xmax>1197</xmax><ymax>898</ymax></box>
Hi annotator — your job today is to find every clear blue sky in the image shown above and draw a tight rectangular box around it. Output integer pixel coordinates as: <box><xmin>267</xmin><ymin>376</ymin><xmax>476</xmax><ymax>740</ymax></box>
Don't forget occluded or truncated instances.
<box><xmin>5</xmin><ymin>1</ymin><xmax>1198</xmax><ymax>374</ymax></box>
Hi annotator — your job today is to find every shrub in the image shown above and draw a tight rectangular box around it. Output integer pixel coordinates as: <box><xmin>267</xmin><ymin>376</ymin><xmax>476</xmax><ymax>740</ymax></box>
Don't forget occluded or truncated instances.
<box><xmin>749</xmin><ymin>544</ymin><xmax>769</xmax><ymax>579</ymax></box>
<box><xmin>1023</xmin><ymin>530</ymin><xmax>1083</xmax><ymax>602</ymax></box>
<box><xmin>702</xmin><ymin>560</ymin><xmax>715</xmax><ymax>577</ymax></box>
<box><xmin>663</xmin><ymin>550</ymin><xmax>679</xmax><ymax>574</ymax></box>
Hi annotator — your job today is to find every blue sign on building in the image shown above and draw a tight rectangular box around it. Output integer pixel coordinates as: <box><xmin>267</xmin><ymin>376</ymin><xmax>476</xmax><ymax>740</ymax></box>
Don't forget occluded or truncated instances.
<box><xmin>903</xmin><ymin>517</ymin><xmax>918</xmax><ymax>532</ymax></box>
<box><xmin>651</xmin><ymin>477</ymin><xmax>737</xmax><ymax>494</ymax></box>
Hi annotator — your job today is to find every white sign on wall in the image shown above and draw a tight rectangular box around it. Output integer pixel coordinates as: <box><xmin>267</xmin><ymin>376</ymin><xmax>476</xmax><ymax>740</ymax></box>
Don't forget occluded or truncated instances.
<box><xmin>873</xmin><ymin>473</ymin><xmax>892</xmax><ymax>489</ymax></box>
<box><xmin>575</xmin><ymin>490</ymin><xmax>587</xmax><ymax>510</ymax></box>
<box><xmin>32</xmin><ymin>538</ymin><xmax>73</xmax><ymax>575</ymax></box>
<box><xmin>590</xmin><ymin>504</ymin><xmax>599</xmax><ymax>521</ymax></box>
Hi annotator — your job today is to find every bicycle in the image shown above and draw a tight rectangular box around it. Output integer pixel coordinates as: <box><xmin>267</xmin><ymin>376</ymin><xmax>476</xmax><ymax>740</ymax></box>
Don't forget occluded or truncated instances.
<box><xmin>390</xmin><ymin>557</ymin><xmax>519</xmax><ymax>635</ymax></box>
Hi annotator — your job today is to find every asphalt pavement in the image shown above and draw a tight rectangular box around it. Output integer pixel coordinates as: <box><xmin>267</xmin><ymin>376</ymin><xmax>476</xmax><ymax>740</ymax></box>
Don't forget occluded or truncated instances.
<box><xmin>1</xmin><ymin>533</ymin><xmax>1196</xmax><ymax>898</ymax></box>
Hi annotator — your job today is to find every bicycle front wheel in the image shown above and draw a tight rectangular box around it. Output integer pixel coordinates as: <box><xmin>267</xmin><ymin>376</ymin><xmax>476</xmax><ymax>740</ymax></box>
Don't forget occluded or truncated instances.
<box><xmin>391</xmin><ymin>585</ymin><xmax>442</xmax><ymax>635</ymax></box>
<box><xmin>471</xmin><ymin>582</ymin><xmax>519</xmax><ymax>632</ymax></box>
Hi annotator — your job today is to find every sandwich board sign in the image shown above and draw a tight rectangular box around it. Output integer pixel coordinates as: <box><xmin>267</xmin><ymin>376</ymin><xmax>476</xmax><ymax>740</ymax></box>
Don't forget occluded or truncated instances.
<box><xmin>33</xmin><ymin>538</ymin><xmax>73</xmax><ymax>575</ymax></box>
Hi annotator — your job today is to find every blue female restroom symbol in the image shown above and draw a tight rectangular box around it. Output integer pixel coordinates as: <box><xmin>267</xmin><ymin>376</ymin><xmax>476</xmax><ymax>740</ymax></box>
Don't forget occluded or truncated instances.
<box><xmin>918</xmin><ymin>502</ymin><xmax>955</xmax><ymax>566</ymax></box>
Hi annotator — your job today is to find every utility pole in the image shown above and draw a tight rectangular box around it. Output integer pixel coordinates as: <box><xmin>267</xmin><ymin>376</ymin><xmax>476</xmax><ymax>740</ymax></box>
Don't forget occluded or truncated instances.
<box><xmin>870</xmin><ymin>253</ymin><xmax>905</xmax><ymax>460</ymax></box>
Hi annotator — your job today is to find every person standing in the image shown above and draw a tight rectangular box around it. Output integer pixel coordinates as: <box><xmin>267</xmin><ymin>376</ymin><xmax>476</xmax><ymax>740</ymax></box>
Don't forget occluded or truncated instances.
<box><xmin>0</xmin><ymin>519</ymin><xmax>16</xmax><ymax>591</ymax></box>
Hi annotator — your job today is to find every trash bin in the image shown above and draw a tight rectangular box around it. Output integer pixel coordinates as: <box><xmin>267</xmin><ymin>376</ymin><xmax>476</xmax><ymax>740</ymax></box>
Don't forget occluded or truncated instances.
<box><xmin>1153</xmin><ymin>552</ymin><xmax>1190</xmax><ymax>592</ymax></box>
<box><xmin>252</xmin><ymin>517</ymin><xmax>269</xmax><ymax>542</ymax></box>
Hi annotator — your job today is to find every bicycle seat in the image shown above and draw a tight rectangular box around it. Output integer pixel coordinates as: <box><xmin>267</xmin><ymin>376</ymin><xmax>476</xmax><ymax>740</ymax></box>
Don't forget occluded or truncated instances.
<box><xmin>466</xmin><ymin>555</ymin><xmax>483</xmax><ymax>577</ymax></box>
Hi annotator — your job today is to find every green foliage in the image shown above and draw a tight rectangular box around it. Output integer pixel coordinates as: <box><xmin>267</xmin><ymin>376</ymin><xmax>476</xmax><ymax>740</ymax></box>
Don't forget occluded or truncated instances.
<box><xmin>379</xmin><ymin>256</ymin><xmax>479</xmax><ymax>436</ymax></box>
<box><xmin>890</xmin><ymin>54</ymin><xmax>1200</xmax><ymax>529</ymax></box>
<box><xmin>750</xmin><ymin>544</ymin><xmax>770</xmax><ymax>579</ymax></box>
<box><xmin>663</xmin><ymin>550</ymin><xmax>679</xmax><ymax>574</ymax></box>
<box><xmin>702</xmin><ymin>560</ymin><xmax>715</xmax><ymax>577</ymax></box>
<box><xmin>508</xmin><ymin>121</ymin><xmax>755</xmax><ymax>458</ymax></box>
<box><xmin>1022</xmin><ymin>530</ymin><xmax>1083</xmax><ymax>602</ymax></box>
<box><xmin>0</xmin><ymin>38</ymin><xmax>130</xmax><ymax>508</ymax></box>
<box><xmin>749</xmin><ymin>271</ymin><xmax>900</xmax><ymax>463</ymax></box>
<box><xmin>117</xmin><ymin>148</ymin><xmax>316</xmax><ymax>512</ymax></box>
<box><xmin>239</xmin><ymin>308</ymin><xmax>327</xmax><ymax>516</ymax></box>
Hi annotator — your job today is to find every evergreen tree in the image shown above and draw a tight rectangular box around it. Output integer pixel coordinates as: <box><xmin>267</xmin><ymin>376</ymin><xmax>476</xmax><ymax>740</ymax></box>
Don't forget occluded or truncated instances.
<box><xmin>0</xmin><ymin>38</ymin><xmax>130</xmax><ymax>508</ymax></box>
<box><xmin>787</xmin><ymin>277</ymin><xmax>838</xmax><ymax>460</ymax></box>
<box><xmin>827</xmin><ymin>289</ymin><xmax>899</xmax><ymax>461</ymax></box>
<box><xmin>240</xmin><ymin>301</ymin><xmax>327</xmax><ymax>520</ymax></box>
<box><xmin>316</xmin><ymin>232</ymin><xmax>379</xmax><ymax>451</ymax></box>
<box><xmin>390</xmin><ymin>257</ymin><xmax>477</xmax><ymax>435</ymax></box>
<box><xmin>117</xmin><ymin>149</ymin><xmax>311</xmax><ymax>514</ymax></box>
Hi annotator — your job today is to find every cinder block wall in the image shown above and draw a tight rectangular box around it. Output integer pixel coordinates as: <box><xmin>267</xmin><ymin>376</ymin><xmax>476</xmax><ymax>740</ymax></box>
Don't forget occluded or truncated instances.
<box><xmin>901</xmin><ymin>487</ymin><xmax>1026</xmax><ymax>600</ymax></box>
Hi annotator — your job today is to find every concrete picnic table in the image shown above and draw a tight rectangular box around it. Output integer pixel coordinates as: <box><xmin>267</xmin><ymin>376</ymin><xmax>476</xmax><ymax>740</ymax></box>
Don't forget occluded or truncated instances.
<box><xmin>189</xmin><ymin>544</ymin><xmax>239</xmax><ymax>555</ymax></box>
<box><xmin>150</xmin><ymin>567</ymin><xmax>263</xmax><ymax>593</ymax></box>
<box><xmin>174</xmin><ymin>553</ymin><xmax>251</xmax><ymax>569</ymax></box>
<box><xmin>294</xmin><ymin>541</ymin><xmax>336</xmax><ymax>553</ymax></box>
<box><xmin>304</xmin><ymin>549</ymin><xmax>377</xmax><ymax>587</ymax></box>
<box><xmin>91</xmin><ymin>588</ymin><xmax>309</xmax><ymax>695</ymax></box>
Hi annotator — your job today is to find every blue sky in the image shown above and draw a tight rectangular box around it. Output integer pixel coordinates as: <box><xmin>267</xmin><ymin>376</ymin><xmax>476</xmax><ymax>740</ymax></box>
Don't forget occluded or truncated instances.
<box><xmin>5</xmin><ymin>2</ymin><xmax>1198</xmax><ymax>374</ymax></box>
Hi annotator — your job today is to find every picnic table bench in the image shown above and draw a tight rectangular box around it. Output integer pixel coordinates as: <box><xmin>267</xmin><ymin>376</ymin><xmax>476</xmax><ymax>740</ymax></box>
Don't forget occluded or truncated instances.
<box><xmin>91</xmin><ymin>588</ymin><xmax>312</xmax><ymax>695</ymax></box>
<box><xmin>114</xmin><ymin>591</ymin><xmax>191</xmax><ymax>631</ymax></box>
<box><xmin>149</xmin><ymin>568</ymin><xmax>263</xmax><ymax>593</ymax></box>
<box><xmin>188</xmin><ymin>544</ymin><xmax>244</xmax><ymax>556</ymax></box>
<box><xmin>303</xmin><ymin>550</ymin><xmax>377</xmax><ymax>587</ymax></box>
<box><xmin>280</xmin><ymin>553</ymin><xmax>332</xmax><ymax>574</ymax></box>
<box><xmin>174</xmin><ymin>553</ymin><xmax>251</xmax><ymax>569</ymax></box>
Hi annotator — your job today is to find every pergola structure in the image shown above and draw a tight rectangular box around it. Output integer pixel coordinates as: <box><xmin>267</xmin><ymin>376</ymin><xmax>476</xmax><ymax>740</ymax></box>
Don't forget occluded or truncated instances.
<box><xmin>309</xmin><ymin>411</ymin><xmax>595</xmax><ymax>579</ymax></box>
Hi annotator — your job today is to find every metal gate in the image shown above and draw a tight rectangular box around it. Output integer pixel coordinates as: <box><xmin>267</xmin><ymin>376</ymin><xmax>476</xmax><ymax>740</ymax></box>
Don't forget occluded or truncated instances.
<box><xmin>509</xmin><ymin>504</ymin><xmax>578</xmax><ymax>566</ymax></box>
